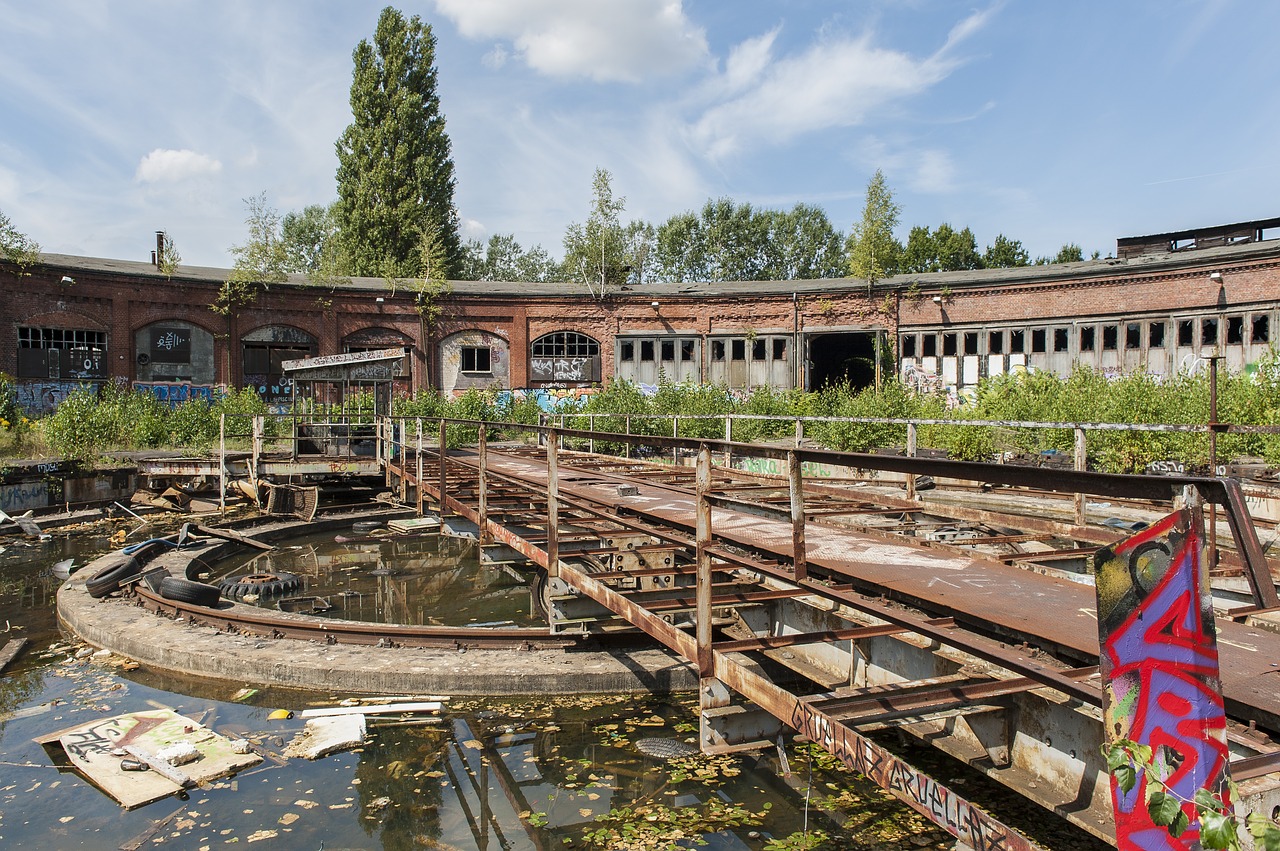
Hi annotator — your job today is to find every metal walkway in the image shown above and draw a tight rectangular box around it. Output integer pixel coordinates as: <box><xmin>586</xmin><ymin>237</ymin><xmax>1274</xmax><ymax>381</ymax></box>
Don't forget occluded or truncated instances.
<box><xmin>381</xmin><ymin>421</ymin><xmax>1280</xmax><ymax>849</ymax></box>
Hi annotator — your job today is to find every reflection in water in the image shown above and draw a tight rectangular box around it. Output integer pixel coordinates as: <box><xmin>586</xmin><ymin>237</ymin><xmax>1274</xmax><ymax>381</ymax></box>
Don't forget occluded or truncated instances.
<box><xmin>213</xmin><ymin>531</ymin><xmax>539</xmax><ymax>627</ymax></box>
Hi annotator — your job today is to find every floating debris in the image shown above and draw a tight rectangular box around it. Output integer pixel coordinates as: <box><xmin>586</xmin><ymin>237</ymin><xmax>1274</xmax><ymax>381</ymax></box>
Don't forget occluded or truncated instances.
<box><xmin>634</xmin><ymin>737</ymin><xmax>699</xmax><ymax>759</ymax></box>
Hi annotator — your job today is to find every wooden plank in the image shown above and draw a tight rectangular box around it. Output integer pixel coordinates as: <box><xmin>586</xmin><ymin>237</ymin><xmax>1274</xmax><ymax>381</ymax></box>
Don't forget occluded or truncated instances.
<box><xmin>194</xmin><ymin>524</ymin><xmax>274</xmax><ymax>551</ymax></box>
<box><xmin>0</xmin><ymin>638</ymin><xmax>29</xmax><ymax>675</ymax></box>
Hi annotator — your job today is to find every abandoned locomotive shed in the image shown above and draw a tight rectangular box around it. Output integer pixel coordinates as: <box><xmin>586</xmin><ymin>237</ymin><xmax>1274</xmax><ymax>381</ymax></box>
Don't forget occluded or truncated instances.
<box><xmin>58</xmin><ymin>416</ymin><xmax>1280</xmax><ymax>849</ymax></box>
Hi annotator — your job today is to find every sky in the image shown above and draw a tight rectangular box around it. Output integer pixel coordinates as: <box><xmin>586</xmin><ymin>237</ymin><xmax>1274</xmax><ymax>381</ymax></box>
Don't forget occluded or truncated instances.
<box><xmin>2</xmin><ymin>0</ymin><xmax>1279</xmax><ymax>271</ymax></box>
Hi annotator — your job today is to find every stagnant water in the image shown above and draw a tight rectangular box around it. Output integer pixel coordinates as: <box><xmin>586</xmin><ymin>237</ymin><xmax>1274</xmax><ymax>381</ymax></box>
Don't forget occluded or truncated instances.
<box><xmin>206</xmin><ymin>528</ymin><xmax>540</xmax><ymax>627</ymax></box>
<box><xmin>0</xmin><ymin>521</ymin><xmax>1111</xmax><ymax>850</ymax></box>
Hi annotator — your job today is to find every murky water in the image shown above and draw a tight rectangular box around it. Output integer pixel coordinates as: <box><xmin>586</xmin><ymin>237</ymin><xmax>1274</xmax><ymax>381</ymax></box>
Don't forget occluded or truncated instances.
<box><xmin>0</xmin><ymin>523</ymin><xmax>1110</xmax><ymax>850</ymax></box>
<box><xmin>207</xmin><ymin>529</ymin><xmax>540</xmax><ymax>627</ymax></box>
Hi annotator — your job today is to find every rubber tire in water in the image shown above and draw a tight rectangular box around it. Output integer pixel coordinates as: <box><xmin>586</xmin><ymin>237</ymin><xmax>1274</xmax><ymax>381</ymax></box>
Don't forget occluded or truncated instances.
<box><xmin>85</xmin><ymin>552</ymin><xmax>141</xmax><ymax>599</ymax></box>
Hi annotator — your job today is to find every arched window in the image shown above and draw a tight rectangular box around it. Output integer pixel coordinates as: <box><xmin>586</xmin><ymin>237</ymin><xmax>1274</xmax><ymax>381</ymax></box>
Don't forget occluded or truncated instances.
<box><xmin>532</xmin><ymin>332</ymin><xmax>599</xmax><ymax>359</ymax></box>
<box><xmin>530</xmin><ymin>332</ymin><xmax>601</xmax><ymax>382</ymax></box>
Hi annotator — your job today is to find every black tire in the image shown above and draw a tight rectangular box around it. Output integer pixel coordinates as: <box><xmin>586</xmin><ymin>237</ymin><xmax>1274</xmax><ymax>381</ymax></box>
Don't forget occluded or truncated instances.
<box><xmin>159</xmin><ymin>576</ymin><xmax>221</xmax><ymax>607</ymax></box>
<box><xmin>85</xmin><ymin>552</ymin><xmax>141</xmax><ymax>599</ymax></box>
<box><xmin>217</xmin><ymin>571</ymin><xmax>304</xmax><ymax>600</ymax></box>
<box><xmin>352</xmin><ymin>520</ymin><xmax>382</xmax><ymax>534</ymax></box>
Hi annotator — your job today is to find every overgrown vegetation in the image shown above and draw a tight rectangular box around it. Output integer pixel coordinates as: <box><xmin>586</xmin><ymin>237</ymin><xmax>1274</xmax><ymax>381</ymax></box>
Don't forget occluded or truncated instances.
<box><xmin>9</xmin><ymin>353</ymin><xmax>1280</xmax><ymax>470</ymax></box>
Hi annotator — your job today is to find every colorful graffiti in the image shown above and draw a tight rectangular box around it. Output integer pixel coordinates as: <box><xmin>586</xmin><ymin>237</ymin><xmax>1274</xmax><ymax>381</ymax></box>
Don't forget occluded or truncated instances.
<box><xmin>14</xmin><ymin>380</ymin><xmax>95</xmax><ymax>417</ymax></box>
<box><xmin>1093</xmin><ymin>508</ymin><xmax>1231</xmax><ymax>850</ymax></box>
<box><xmin>133</xmin><ymin>381</ymin><xmax>219</xmax><ymax>406</ymax></box>
<box><xmin>493</xmin><ymin>387</ymin><xmax>601</xmax><ymax>412</ymax></box>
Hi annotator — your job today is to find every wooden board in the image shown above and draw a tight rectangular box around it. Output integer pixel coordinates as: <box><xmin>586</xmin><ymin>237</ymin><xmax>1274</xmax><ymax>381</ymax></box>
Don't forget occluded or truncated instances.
<box><xmin>0</xmin><ymin>638</ymin><xmax>28</xmax><ymax>675</ymax></box>
<box><xmin>52</xmin><ymin>708</ymin><xmax>261</xmax><ymax>809</ymax></box>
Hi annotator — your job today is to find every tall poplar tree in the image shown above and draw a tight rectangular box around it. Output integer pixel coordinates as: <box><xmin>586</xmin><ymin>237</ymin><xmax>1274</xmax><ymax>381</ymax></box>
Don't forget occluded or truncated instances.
<box><xmin>335</xmin><ymin>6</ymin><xmax>460</xmax><ymax>279</ymax></box>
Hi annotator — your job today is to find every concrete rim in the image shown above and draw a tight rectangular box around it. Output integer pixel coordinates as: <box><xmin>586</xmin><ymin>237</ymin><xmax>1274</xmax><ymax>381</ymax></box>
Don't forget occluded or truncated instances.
<box><xmin>56</xmin><ymin>513</ymin><xmax>699</xmax><ymax>696</ymax></box>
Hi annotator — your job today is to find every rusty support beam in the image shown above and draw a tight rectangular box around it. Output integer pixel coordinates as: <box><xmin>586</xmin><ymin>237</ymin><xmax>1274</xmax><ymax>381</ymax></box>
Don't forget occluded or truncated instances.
<box><xmin>438</xmin><ymin>419</ymin><xmax>447</xmax><ymax>516</ymax></box>
<box><xmin>788</xmin><ymin>450</ymin><xmax>807</xmax><ymax>582</ymax></box>
<box><xmin>478</xmin><ymin>424</ymin><xmax>490</xmax><ymax>546</ymax></box>
<box><xmin>416</xmin><ymin>419</ymin><xmax>424</xmax><ymax>517</ymax></box>
<box><xmin>696</xmin><ymin>444</ymin><xmax>713</xmax><ymax>676</ymax></box>
<box><xmin>711</xmin><ymin>649</ymin><xmax>1046</xmax><ymax>851</ymax></box>
<box><xmin>547</xmin><ymin>426</ymin><xmax>560</xmax><ymax>580</ymax></box>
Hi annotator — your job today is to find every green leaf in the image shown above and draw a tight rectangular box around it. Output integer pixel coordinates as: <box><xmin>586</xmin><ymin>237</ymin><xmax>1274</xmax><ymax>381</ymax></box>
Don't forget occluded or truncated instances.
<box><xmin>1170</xmin><ymin>808</ymin><xmax>1190</xmax><ymax>838</ymax></box>
<box><xmin>1199</xmin><ymin>810</ymin><xmax>1239</xmax><ymax>850</ymax></box>
<box><xmin>1113</xmin><ymin>763</ymin><xmax>1137</xmax><ymax>794</ymax></box>
<box><xmin>1195</xmin><ymin>787</ymin><xmax>1226</xmax><ymax>814</ymax></box>
<box><xmin>1247</xmin><ymin>814</ymin><xmax>1280</xmax><ymax>851</ymax></box>
<box><xmin>1147</xmin><ymin>791</ymin><xmax>1182</xmax><ymax>828</ymax></box>
<box><xmin>1106</xmin><ymin>743</ymin><xmax>1131</xmax><ymax>772</ymax></box>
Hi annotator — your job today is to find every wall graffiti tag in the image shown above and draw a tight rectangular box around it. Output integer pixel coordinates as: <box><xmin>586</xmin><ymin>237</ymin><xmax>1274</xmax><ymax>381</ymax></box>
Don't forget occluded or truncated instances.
<box><xmin>0</xmin><ymin>481</ymin><xmax>49</xmax><ymax>513</ymax></box>
<box><xmin>1093</xmin><ymin>507</ymin><xmax>1231</xmax><ymax>850</ymax></box>
<box><xmin>14</xmin><ymin>380</ymin><xmax>95</xmax><ymax>416</ymax></box>
<box><xmin>133</xmin><ymin>382</ymin><xmax>218</xmax><ymax>407</ymax></box>
<box><xmin>788</xmin><ymin>700</ymin><xmax>1035</xmax><ymax>851</ymax></box>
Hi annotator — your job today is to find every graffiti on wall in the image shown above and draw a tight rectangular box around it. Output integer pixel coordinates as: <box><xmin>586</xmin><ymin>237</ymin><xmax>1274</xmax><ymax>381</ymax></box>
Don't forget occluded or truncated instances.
<box><xmin>14</xmin><ymin>381</ymin><xmax>95</xmax><ymax>417</ymax></box>
<box><xmin>494</xmin><ymin>387</ymin><xmax>600</xmax><ymax>412</ymax></box>
<box><xmin>133</xmin><ymin>382</ymin><xmax>219</xmax><ymax>406</ymax></box>
<box><xmin>0</xmin><ymin>481</ymin><xmax>49</xmax><ymax>513</ymax></box>
<box><xmin>790</xmin><ymin>700</ymin><xmax>1036</xmax><ymax>850</ymax></box>
<box><xmin>1093</xmin><ymin>508</ymin><xmax>1231</xmax><ymax>851</ymax></box>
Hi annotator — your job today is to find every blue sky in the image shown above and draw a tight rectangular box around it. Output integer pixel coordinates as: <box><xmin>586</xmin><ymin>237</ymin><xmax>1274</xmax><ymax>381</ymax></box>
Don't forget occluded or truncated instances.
<box><xmin>2</xmin><ymin>0</ymin><xmax>1278</xmax><ymax>270</ymax></box>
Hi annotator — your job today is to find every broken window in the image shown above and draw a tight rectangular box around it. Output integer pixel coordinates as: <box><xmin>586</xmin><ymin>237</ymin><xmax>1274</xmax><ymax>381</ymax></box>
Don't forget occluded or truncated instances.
<box><xmin>1226</xmin><ymin>315</ymin><xmax>1244</xmax><ymax>345</ymax></box>
<box><xmin>1149</xmin><ymin>322</ymin><xmax>1166</xmax><ymax>348</ymax></box>
<box><xmin>1079</xmin><ymin>326</ymin><xmax>1095</xmax><ymax>352</ymax></box>
<box><xmin>1178</xmin><ymin>320</ymin><xmax>1194</xmax><ymax>346</ymax></box>
<box><xmin>1253</xmin><ymin>315</ymin><xmax>1271</xmax><ymax>343</ymax></box>
<box><xmin>1201</xmin><ymin>318</ymin><xmax>1218</xmax><ymax>346</ymax></box>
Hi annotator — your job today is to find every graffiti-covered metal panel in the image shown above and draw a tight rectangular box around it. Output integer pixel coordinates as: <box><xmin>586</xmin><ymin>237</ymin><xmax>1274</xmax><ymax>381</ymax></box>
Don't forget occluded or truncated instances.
<box><xmin>1094</xmin><ymin>508</ymin><xmax>1232</xmax><ymax>850</ymax></box>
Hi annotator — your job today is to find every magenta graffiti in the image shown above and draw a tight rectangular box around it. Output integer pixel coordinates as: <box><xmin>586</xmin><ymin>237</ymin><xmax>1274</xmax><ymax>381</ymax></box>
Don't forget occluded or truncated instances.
<box><xmin>1094</xmin><ymin>509</ymin><xmax>1231</xmax><ymax>850</ymax></box>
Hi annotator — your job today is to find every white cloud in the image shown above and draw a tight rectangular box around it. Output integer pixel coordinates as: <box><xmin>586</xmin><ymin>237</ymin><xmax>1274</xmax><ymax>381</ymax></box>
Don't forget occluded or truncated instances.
<box><xmin>432</xmin><ymin>0</ymin><xmax>709</xmax><ymax>82</ymax></box>
<box><xmin>135</xmin><ymin>149</ymin><xmax>222</xmax><ymax>184</ymax></box>
<box><xmin>689</xmin><ymin>8</ymin><xmax>995</xmax><ymax>160</ymax></box>
<box><xmin>482</xmin><ymin>44</ymin><xmax>508</xmax><ymax>70</ymax></box>
<box><xmin>909</xmin><ymin>150</ymin><xmax>958</xmax><ymax>193</ymax></box>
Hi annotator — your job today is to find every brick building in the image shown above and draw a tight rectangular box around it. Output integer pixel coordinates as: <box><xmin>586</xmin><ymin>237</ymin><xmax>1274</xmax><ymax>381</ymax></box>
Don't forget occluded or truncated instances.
<box><xmin>2</xmin><ymin>218</ymin><xmax>1278</xmax><ymax>413</ymax></box>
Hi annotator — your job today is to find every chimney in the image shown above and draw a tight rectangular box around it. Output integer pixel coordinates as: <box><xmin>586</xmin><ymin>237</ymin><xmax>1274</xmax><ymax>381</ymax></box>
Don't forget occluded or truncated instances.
<box><xmin>154</xmin><ymin>231</ymin><xmax>165</xmax><ymax>268</ymax></box>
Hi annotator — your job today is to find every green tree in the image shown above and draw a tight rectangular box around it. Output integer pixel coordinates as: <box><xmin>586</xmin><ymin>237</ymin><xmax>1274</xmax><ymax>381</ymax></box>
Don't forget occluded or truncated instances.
<box><xmin>900</xmin><ymin>223</ymin><xmax>982</xmax><ymax>273</ymax></box>
<box><xmin>156</xmin><ymin>230</ymin><xmax>181</xmax><ymax>278</ymax></box>
<box><xmin>846</xmin><ymin>169</ymin><xmax>902</xmax><ymax>284</ymax></box>
<box><xmin>983</xmin><ymin>233</ymin><xmax>1030</xmax><ymax>268</ymax></box>
<box><xmin>1053</xmin><ymin>242</ymin><xmax>1084</xmax><ymax>263</ymax></box>
<box><xmin>563</xmin><ymin>167</ymin><xmax>638</xmax><ymax>298</ymax></box>
<box><xmin>213</xmin><ymin>193</ymin><xmax>288</xmax><ymax>316</ymax></box>
<box><xmin>0</xmin><ymin>208</ymin><xmax>41</xmax><ymax>275</ymax></box>
<box><xmin>766</xmin><ymin>203</ymin><xmax>846</xmax><ymax>280</ymax></box>
<box><xmin>458</xmin><ymin>234</ymin><xmax>560</xmax><ymax>282</ymax></box>
<box><xmin>335</xmin><ymin>6</ymin><xmax>460</xmax><ymax>279</ymax></box>
<box><xmin>282</xmin><ymin>204</ymin><xmax>339</xmax><ymax>273</ymax></box>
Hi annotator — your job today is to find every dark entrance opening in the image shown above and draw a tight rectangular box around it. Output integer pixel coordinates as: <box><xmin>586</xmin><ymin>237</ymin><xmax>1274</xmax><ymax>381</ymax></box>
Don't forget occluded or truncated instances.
<box><xmin>808</xmin><ymin>332</ymin><xmax>878</xmax><ymax>390</ymax></box>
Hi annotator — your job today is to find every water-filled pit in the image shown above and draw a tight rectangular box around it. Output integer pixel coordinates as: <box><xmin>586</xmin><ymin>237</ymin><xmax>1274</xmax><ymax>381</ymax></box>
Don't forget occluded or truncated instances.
<box><xmin>1</xmin><ymin>520</ymin><xmax>1111</xmax><ymax>849</ymax></box>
